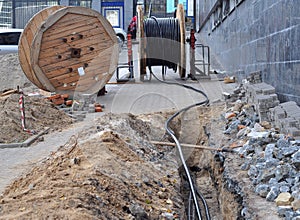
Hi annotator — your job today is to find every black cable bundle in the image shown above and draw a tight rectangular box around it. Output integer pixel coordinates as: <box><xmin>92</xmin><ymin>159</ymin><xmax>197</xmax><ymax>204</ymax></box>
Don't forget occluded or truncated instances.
<box><xmin>143</xmin><ymin>17</ymin><xmax>181</xmax><ymax>72</ymax></box>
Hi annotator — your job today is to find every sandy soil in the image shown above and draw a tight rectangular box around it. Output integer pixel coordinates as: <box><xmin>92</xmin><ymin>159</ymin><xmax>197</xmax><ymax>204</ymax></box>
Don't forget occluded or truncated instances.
<box><xmin>0</xmin><ymin>54</ymin><xmax>37</xmax><ymax>93</ymax></box>
<box><xmin>0</xmin><ymin>112</ymin><xmax>185</xmax><ymax>219</ymax></box>
<box><xmin>0</xmin><ymin>93</ymin><xmax>73</xmax><ymax>144</ymax></box>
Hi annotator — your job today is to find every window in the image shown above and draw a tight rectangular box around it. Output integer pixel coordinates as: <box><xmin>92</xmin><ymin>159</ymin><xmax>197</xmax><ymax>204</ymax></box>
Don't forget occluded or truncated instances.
<box><xmin>69</xmin><ymin>0</ymin><xmax>92</xmax><ymax>7</ymax></box>
<box><xmin>0</xmin><ymin>32</ymin><xmax>21</xmax><ymax>45</ymax></box>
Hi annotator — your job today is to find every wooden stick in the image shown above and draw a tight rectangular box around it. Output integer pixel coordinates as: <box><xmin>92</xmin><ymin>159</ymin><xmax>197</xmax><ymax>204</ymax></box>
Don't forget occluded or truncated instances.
<box><xmin>0</xmin><ymin>89</ymin><xmax>18</xmax><ymax>97</ymax></box>
<box><xmin>151</xmin><ymin>141</ymin><xmax>224</xmax><ymax>151</ymax></box>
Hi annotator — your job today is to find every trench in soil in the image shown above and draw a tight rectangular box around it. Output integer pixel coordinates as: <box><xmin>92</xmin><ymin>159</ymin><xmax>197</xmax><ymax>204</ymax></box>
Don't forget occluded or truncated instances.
<box><xmin>174</xmin><ymin>104</ymin><xmax>243</xmax><ymax>220</ymax></box>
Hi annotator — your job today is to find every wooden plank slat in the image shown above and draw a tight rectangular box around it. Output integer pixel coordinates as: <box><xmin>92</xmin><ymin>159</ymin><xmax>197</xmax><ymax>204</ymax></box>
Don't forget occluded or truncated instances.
<box><xmin>44</xmin><ymin>54</ymin><xmax>113</xmax><ymax>82</ymax></box>
<box><xmin>43</xmin><ymin>15</ymin><xmax>102</xmax><ymax>38</ymax></box>
<box><xmin>38</xmin><ymin>40</ymin><xmax>113</xmax><ymax>66</ymax></box>
<box><xmin>40</xmin><ymin>50</ymin><xmax>112</xmax><ymax>74</ymax></box>
<box><xmin>38</xmin><ymin>31</ymin><xmax>112</xmax><ymax>61</ymax></box>
<box><xmin>43</xmin><ymin>17</ymin><xmax>102</xmax><ymax>41</ymax></box>
<box><xmin>39</xmin><ymin>30</ymin><xmax>108</xmax><ymax>52</ymax></box>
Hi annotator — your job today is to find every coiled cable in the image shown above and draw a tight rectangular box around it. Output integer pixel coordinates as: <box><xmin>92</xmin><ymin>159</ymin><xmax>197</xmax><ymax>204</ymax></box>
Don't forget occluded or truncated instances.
<box><xmin>143</xmin><ymin>17</ymin><xmax>181</xmax><ymax>73</ymax></box>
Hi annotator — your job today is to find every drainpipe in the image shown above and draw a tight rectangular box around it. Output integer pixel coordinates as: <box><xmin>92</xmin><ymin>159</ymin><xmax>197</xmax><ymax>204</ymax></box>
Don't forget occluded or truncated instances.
<box><xmin>193</xmin><ymin>0</ymin><xmax>196</xmax><ymax>30</ymax></box>
<box><xmin>12</xmin><ymin>0</ymin><xmax>16</xmax><ymax>28</ymax></box>
<box><xmin>133</xmin><ymin>0</ymin><xmax>137</xmax><ymax>17</ymax></box>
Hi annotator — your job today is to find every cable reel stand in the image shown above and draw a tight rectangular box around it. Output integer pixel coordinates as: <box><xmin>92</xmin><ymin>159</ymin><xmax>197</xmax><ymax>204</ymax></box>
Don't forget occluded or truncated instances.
<box><xmin>138</xmin><ymin>4</ymin><xmax>186</xmax><ymax>81</ymax></box>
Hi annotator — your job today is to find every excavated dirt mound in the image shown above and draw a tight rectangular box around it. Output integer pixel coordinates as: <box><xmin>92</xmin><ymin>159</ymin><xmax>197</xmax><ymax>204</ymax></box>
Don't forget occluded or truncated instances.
<box><xmin>0</xmin><ymin>93</ymin><xmax>73</xmax><ymax>143</ymax></box>
<box><xmin>0</xmin><ymin>54</ymin><xmax>37</xmax><ymax>93</ymax></box>
<box><xmin>0</xmin><ymin>113</ymin><xmax>184</xmax><ymax>219</ymax></box>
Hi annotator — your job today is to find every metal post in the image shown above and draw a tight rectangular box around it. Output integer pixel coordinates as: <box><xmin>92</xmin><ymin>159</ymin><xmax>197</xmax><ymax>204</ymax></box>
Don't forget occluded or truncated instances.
<box><xmin>12</xmin><ymin>0</ymin><xmax>16</xmax><ymax>28</ymax></box>
<box><xmin>133</xmin><ymin>0</ymin><xmax>137</xmax><ymax>17</ymax></box>
<box><xmin>193</xmin><ymin>0</ymin><xmax>196</xmax><ymax>31</ymax></box>
<box><xmin>127</xmin><ymin>33</ymin><xmax>134</xmax><ymax>78</ymax></box>
<box><xmin>189</xmin><ymin>29</ymin><xmax>196</xmax><ymax>80</ymax></box>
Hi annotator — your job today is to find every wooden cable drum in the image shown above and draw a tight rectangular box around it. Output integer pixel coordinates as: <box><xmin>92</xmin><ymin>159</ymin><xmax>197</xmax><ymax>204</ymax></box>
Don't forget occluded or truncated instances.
<box><xmin>177</xmin><ymin>4</ymin><xmax>186</xmax><ymax>79</ymax></box>
<box><xmin>137</xmin><ymin>5</ymin><xmax>147</xmax><ymax>81</ymax></box>
<box><xmin>19</xmin><ymin>6</ymin><xmax>119</xmax><ymax>95</ymax></box>
<box><xmin>138</xmin><ymin>3</ymin><xmax>186</xmax><ymax>80</ymax></box>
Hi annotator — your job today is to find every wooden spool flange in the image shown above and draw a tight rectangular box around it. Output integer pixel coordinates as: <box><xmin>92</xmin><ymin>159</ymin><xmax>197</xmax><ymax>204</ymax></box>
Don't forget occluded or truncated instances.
<box><xmin>137</xmin><ymin>6</ymin><xmax>146</xmax><ymax>81</ymax></box>
<box><xmin>138</xmin><ymin>3</ymin><xmax>186</xmax><ymax>80</ymax></box>
<box><xmin>19</xmin><ymin>6</ymin><xmax>119</xmax><ymax>95</ymax></box>
<box><xmin>176</xmin><ymin>4</ymin><xmax>186</xmax><ymax>78</ymax></box>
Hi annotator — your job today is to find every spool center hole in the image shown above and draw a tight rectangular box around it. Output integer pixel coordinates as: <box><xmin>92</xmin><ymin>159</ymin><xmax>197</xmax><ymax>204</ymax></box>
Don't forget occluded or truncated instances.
<box><xmin>70</xmin><ymin>48</ymin><xmax>81</xmax><ymax>58</ymax></box>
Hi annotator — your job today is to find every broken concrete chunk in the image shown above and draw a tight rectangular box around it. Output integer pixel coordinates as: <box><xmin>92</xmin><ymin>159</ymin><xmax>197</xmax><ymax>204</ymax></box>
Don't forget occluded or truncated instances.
<box><xmin>275</xmin><ymin>192</ymin><xmax>294</xmax><ymax>206</ymax></box>
<box><xmin>292</xmin><ymin>150</ymin><xmax>300</xmax><ymax>170</ymax></box>
<box><xmin>277</xmin><ymin>205</ymin><xmax>293</xmax><ymax>217</ymax></box>
<box><xmin>267</xmin><ymin>186</ymin><xmax>279</xmax><ymax>202</ymax></box>
<box><xmin>264</xmin><ymin>143</ymin><xmax>275</xmax><ymax>160</ymax></box>
<box><xmin>292</xmin><ymin>199</ymin><xmax>300</xmax><ymax>211</ymax></box>
<box><xmin>255</xmin><ymin>184</ymin><xmax>270</xmax><ymax>198</ymax></box>
<box><xmin>279</xmin><ymin>185</ymin><xmax>290</xmax><ymax>193</ymax></box>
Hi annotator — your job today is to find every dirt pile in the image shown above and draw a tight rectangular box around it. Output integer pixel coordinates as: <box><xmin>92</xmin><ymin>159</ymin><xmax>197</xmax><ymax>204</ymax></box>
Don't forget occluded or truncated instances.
<box><xmin>0</xmin><ymin>54</ymin><xmax>37</xmax><ymax>93</ymax></box>
<box><xmin>0</xmin><ymin>112</ymin><xmax>184</xmax><ymax>219</ymax></box>
<box><xmin>0</xmin><ymin>93</ymin><xmax>73</xmax><ymax>143</ymax></box>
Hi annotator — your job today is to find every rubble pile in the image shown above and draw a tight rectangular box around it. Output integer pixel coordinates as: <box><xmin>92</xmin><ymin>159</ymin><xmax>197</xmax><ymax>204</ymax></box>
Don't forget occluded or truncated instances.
<box><xmin>223</xmin><ymin>83</ymin><xmax>300</xmax><ymax>219</ymax></box>
<box><xmin>0</xmin><ymin>112</ymin><xmax>184</xmax><ymax>219</ymax></box>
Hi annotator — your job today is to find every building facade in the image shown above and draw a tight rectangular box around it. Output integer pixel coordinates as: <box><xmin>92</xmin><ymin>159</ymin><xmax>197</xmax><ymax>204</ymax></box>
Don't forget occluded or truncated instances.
<box><xmin>195</xmin><ymin>0</ymin><xmax>300</xmax><ymax>105</ymax></box>
<box><xmin>0</xmin><ymin>0</ymin><xmax>193</xmax><ymax>30</ymax></box>
<box><xmin>0</xmin><ymin>0</ymin><xmax>135</xmax><ymax>31</ymax></box>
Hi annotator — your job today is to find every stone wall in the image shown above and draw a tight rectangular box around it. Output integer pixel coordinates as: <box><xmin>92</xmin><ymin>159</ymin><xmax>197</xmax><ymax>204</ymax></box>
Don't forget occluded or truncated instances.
<box><xmin>196</xmin><ymin>0</ymin><xmax>300</xmax><ymax>105</ymax></box>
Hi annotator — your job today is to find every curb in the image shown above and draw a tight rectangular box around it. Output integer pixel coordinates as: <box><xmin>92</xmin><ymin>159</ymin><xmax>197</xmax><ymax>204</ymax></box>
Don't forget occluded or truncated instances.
<box><xmin>0</xmin><ymin>127</ymin><xmax>50</xmax><ymax>149</ymax></box>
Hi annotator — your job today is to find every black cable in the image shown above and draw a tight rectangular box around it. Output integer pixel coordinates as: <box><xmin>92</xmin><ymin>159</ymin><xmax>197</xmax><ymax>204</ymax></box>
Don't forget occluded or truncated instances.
<box><xmin>143</xmin><ymin>17</ymin><xmax>181</xmax><ymax>73</ymax></box>
<box><xmin>150</xmin><ymin>72</ymin><xmax>211</xmax><ymax>220</ymax></box>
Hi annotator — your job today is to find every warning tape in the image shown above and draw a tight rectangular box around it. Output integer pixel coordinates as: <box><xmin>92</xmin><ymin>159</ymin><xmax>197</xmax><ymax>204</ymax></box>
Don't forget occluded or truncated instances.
<box><xmin>19</xmin><ymin>92</ymin><xmax>36</xmax><ymax>135</ymax></box>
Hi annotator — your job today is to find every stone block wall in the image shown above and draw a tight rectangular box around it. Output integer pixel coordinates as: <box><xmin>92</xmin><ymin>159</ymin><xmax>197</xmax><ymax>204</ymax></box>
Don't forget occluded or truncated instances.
<box><xmin>197</xmin><ymin>0</ymin><xmax>300</xmax><ymax>105</ymax></box>
<box><xmin>269</xmin><ymin>102</ymin><xmax>300</xmax><ymax>138</ymax></box>
<box><xmin>242</xmin><ymin>81</ymin><xmax>300</xmax><ymax>139</ymax></box>
<box><xmin>244</xmin><ymin>82</ymin><xmax>280</xmax><ymax>122</ymax></box>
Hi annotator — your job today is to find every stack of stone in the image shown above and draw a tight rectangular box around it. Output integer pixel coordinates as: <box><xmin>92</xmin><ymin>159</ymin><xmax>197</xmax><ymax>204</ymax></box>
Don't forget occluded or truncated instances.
<box><xmin>62</xmin><ymin>93</ymin><xmax>97</xmax><ymax>122</ymax></box>
<box><xmin>72</xmin><ymin>93</ymin><xmax>97</xmax><ymax>112</ymax></box>
<box><xmin>246</xmin><ymin>71</ymin><xmax>262</xmax><ymax>84</ymax></box>
<box><xmin>269</xmin><ymin>101</ymin><xmax>300</xmax><ymax>139</ymax></box>
<box><xmin>244</xmin><ymin>82</ymin><xmax>280</xmax><ymax>122</ymax></box>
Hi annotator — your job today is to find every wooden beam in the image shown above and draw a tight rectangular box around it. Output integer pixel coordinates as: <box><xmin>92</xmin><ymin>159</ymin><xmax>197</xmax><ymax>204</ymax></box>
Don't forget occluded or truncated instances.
<box><xmin>150</xmin><ymin>141</ymin><xmax>235</xmax><ymax>152</ymax></box>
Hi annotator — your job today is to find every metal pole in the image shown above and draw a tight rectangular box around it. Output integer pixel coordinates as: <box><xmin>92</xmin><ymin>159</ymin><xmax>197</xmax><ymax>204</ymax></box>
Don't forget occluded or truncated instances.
<box><xmin>12</xmin><ymin>0</ymin><xmax>16</xmax><ymax>28</ymax></box>
<box><xmin>127</xmin><ymin>33</ymin><xmax>134</xmax><ymax>78</ymax></box>
<box><xmin>133</xmin><ymin>0</ymin><xmax>137</xmax><ymax>17</ymax></box>
<box><xmin>193</xmin><ymin>0</ymin><xmax>196</xmax><ymax>30</ymax></box>
<box><xmin>189</xmin><ymin>29</ymin><xmax>196</xmax><ymax>79</ymax></box>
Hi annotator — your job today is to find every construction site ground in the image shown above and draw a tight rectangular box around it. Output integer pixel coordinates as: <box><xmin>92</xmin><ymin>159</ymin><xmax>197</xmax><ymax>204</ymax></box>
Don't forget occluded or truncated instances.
<box><xmin>0</xmin><ymin>47</ymin><xmax>284</xmax><ymax>219</ymax></box>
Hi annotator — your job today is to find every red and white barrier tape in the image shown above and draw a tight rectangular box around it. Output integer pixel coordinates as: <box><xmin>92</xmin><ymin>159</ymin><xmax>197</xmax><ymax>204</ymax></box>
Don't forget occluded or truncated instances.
<box><xmin>19</xmin><ymin>93</ymin><xmax>36</xmax><ymax>134</ymax></box>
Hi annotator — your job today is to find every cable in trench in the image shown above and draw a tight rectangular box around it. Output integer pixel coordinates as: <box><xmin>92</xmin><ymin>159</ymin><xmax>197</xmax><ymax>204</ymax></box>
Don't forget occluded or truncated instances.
<box><xmin>143</xmin><ymin>15</ymin><xmax>210</xmax><ymax>219</ymax></box>
<box><xmin>150</xmin><ymin>72</ymin><xmax>211</xmax><ymax>220</ymax></box>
